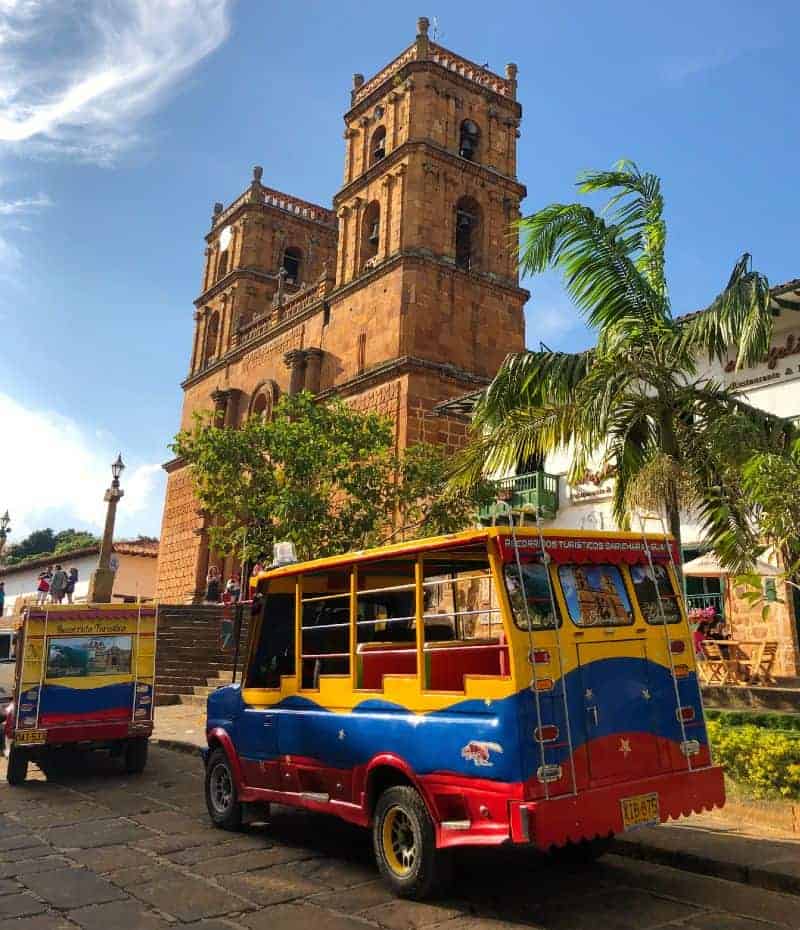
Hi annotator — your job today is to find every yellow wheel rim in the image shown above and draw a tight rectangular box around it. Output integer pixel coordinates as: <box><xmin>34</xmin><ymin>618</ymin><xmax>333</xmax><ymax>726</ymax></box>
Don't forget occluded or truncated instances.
<box><xmin>381</xmin><ymin>806</ymin><xmax>416</xmax><ymax>876</ymax></box>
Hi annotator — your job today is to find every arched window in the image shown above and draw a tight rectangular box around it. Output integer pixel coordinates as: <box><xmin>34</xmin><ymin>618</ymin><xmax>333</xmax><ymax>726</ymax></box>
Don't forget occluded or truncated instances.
<box><xmin>282</xmin><ymin>247</ymin><xmax>302</xmax><ymax>284</ymax></box>
<box><xmin>371</xmin><ymin>125</ymin><xmax>386</xmax><ymax>164</ymax></box>
<box><xmin>360</xmin><ymin>201</ymin><xmax>380</xmax><ymax>269</ymax></box>
<box><xmin>203</xmin><ymin>311</ymin><xmax>220</xmax><ymax>365</ymax></box>
<box><xmin>216</xmin><ymin>250</ymin><xmax>229</xmax><ymax>280</ymax></box>
<box><xmin>455</xmin><ymin>196</ymin><xmax>480</xmax><ymax>271</ymax></box>
<box><xmin>459</xmin><ymin>120</ymin><xmax>480</xmax><ymax>161</ymax></box>
<box><xmin>249</xmin><ymin>381</ymin><xmax>279</xmax><ymax>421</ymax></box>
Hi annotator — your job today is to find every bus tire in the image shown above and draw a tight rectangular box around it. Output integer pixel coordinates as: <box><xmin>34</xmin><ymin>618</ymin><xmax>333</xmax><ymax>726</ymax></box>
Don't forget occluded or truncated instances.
<box><xmin>205</xmin><ymin>748</ymin><xmax>243</xmax><ymax>831</ymax></box>
<box><xmin>124</xmin><ymin>737</ymin><xmax>149</xmax><ymax>775</ymax></box>
<box><xmin>373</xmin><ymin>785</ymin><xmax>450</xmax><ymax>900</ymax></box>
<box><xmin>6</xmin><ymin>745</ymin><xmax>29</xmax><ymax>786</ymax></box>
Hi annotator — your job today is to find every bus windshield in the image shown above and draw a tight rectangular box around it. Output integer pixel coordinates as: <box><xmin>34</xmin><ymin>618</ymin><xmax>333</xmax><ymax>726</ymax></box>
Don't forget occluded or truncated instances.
<box><xmin>503</xmin><ymin>561</ymin><xmax>559</xmax><ymax>630</ymax></box>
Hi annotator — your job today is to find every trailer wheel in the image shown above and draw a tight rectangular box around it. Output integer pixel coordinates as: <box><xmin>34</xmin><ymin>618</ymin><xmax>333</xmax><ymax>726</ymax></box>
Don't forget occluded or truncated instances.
<box><xmin>124</xmin><ymin>737</ymin><xmax>149</xmax><ymax>775</ymax></box>
<box><xmin>373</xmin><ymin>785</ymin><xmax>451</xmax><ymax>899</ymax></box>
<box><xmin>205</xmin><ymin>747</ymin><xmax>242</xmax><ymax>830</ymax></box>
<box><xmin>6</xmin><ymin>745</ymin><xmax>29</xmax><ymax>786</ymax></box>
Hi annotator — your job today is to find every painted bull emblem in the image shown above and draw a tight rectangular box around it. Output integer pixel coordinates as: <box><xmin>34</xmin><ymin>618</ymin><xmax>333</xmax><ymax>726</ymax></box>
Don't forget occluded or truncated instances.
<box><xmin>461</xmin><ymin>740</ymin><xmax>503</xmax><ymax>767</ymax></box>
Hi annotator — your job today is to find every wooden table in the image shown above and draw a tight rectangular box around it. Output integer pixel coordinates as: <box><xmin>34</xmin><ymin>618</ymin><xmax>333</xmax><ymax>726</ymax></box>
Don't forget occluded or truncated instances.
<box><xmin>700</xmin><ymin>639</ymin><xmax>771</xmax><ymax>685</ymax></box>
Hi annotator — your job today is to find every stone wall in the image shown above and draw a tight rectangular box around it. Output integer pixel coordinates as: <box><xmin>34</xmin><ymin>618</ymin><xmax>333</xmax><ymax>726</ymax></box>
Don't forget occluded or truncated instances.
<box><xmin>726</xmin><ymin>580</ymin><xmax>799</xmax><ymax>678</ymax></box>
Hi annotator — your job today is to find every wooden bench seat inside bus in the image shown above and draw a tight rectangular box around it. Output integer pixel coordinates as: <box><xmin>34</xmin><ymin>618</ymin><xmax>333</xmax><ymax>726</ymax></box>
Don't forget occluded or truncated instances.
<box><xmin>356</xmin><ymin>639</ymin><xmax>509</xmax><ymax>691</ymax></box>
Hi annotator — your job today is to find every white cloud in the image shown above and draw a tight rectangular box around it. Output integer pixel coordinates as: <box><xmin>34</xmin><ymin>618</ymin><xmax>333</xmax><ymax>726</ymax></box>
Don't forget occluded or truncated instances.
<box><xmin>0</xmin><ymin>392</ymin><xmax>165</xmax><ymax>543</ymax></box>
<box><xmin>0</xmin><ymin>192</ymin><xmax>50</xmax><ymax>214</ymax></box>
<box><xmin>0</xmin><ymin>0</ymin><xmax>232</xmax><ymax>160</ymax></box>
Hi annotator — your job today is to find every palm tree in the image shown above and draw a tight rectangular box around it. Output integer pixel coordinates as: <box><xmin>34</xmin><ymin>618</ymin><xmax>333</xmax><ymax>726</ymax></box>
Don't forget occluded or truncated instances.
<box><xmin>455</xmin><ymin>161</ymin><xmax>791</xmax><ymax>559</ymax></box>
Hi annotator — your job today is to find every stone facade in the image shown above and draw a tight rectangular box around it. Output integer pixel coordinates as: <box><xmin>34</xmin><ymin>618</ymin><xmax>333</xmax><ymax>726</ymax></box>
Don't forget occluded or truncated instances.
<box><xmin>156</xmin><ymin>17</ymin><xmax>528</xmax><ymax>601</ymax></box>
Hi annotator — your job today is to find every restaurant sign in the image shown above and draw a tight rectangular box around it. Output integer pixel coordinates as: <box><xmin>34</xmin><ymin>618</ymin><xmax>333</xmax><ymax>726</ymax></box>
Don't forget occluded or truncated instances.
<box><xmin>724</xmin><ymin>332</ymin><xmax>800</xmax><ymax>391</ymax></box>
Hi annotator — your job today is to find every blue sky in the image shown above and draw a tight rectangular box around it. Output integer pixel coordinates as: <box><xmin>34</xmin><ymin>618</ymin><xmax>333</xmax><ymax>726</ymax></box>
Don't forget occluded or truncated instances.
<box><xmin>1</xmin><ymin>0</ymin><xmax>798</xmax><ymax>544</ymax></box>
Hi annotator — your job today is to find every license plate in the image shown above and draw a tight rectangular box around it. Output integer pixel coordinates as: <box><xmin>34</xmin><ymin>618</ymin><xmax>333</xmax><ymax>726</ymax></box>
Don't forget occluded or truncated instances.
<box><xmin>14</xmin><ymin>729</ymin><xmax>47</xmax><ymax>746</ymax></box>
<box><xmin>620</xmin><ymin>792</ymin><xmax>660</xmax><ymax>831</ymax></box>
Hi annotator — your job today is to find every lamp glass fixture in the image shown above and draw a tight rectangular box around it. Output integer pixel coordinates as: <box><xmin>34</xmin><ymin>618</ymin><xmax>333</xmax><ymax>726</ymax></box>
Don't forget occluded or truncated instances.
<box><xmin>111</xmin><ymin>454</ymin><xmax>125</xmax><ymax>481</ymax></box>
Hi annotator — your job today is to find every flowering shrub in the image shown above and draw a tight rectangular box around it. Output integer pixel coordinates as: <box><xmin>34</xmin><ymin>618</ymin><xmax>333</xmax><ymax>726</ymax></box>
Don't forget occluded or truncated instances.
<box><xmin>707</xmin><ymin>719</ymin><xmax>800</xmax><ymax>798</ymax></box>
<box><xmin>688</xmin><ymin>605</ymin><xmax>717</xmax><ymax>623</ymax></box>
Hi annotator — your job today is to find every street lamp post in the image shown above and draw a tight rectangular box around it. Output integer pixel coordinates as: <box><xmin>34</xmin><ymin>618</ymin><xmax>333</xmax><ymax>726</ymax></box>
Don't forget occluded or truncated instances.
<box><xmin>0</xmin><ymin>510</ymin><xmax>10</xmax><ymax>562</ymax></box>
<box><xmin>87</xmin><ymin>454</ymin><xmax>125</xmax><ymax>603</ymax></box>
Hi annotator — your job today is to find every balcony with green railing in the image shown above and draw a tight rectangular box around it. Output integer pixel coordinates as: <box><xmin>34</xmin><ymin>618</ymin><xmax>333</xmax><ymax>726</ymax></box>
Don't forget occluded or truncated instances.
<box><xmin>478</xmin><ymin>471</ymin><xmax>560</xmax><ymax>523</ymax></box>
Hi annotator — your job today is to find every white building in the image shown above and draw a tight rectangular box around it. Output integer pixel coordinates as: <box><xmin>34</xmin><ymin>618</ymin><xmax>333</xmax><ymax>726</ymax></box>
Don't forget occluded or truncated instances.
<box><xmin>0</xmin><ymin>539</ymin><xmax>159</xmax><ymax>619</ymax></box>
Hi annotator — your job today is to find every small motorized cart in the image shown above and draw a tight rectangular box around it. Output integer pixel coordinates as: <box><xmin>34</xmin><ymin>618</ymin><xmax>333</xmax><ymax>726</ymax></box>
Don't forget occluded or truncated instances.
<box><xmin>2</xmin><ymin>604</ymin><xmax>157</xmax><ymax>785</ymax></box>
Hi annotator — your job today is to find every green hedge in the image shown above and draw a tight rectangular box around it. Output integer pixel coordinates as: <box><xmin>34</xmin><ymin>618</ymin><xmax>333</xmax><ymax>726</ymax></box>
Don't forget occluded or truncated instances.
<box><xmin>705</xmin><ymin>709</ymin><xmax>800</xmax><ymax>735</ymax></box>
<box><xmin>707</xmin><ymin>720</ymin><xmax>800</xmax><ymax>799</ymax></box>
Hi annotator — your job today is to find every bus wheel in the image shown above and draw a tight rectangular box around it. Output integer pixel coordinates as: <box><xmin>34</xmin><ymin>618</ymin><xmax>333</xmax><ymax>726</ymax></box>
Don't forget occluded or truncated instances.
<box><xmin>6</xmin><ymin>745</ymin><xmax>29</xmax><ymax>786</ymax></box>
<box><xmin>550</xmin><ymin>836</ymin><xmax>613</xmax><ymax>864</ymax></box>
<box><xmin>205</xmin><ymin>748</ymin><xmax>242</xmax><ymax>831</ymax></box>
<box><xmin>373</xmin><ymin>786</ymin><xmax>450</xmax><ymax>899</ymax></box>
<box><xmin>124</xmin><ymin>737</ymin><xmax>149</xmax><ymax>775</ymax></box>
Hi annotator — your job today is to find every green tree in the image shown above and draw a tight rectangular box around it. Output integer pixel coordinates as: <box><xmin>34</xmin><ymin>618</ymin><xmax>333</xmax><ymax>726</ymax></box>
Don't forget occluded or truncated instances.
<box><xmin>454</xmin><ymin>161</ymin><xmax>787</xmax><ymax>556</ymax></box>
<box><xmin>173</xmin><ymin>391</ymin><xmax>490</xmax><ymax>563</ymax></box>
<box><xmin>6</xmin><ymin>528</ymin><xmax>56</xmax><ymax>562</ymax></box>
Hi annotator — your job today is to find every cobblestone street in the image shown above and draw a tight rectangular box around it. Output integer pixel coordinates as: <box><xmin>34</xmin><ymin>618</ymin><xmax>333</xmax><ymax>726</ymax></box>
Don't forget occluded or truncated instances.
<box><xmin>0</xmin><ymin>746</ymin><xmax>798</xmax><ymax>930</ymax></box>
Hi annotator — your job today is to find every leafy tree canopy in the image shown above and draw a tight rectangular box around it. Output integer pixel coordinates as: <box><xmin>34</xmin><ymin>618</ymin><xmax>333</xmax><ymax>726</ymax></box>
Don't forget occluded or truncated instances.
<box><xmin>173</xmin><ymin>391</ymin><xmax>493</xmax><ymax>563</ymax></box>
<box><xmin>4</xmin><ymin>527</ymin><xmax>101</xmax><ymax>566</ymax></box>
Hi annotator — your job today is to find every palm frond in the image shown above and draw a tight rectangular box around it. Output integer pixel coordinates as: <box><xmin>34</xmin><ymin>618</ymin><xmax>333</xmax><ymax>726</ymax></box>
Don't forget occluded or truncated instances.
<box><xmin>578</xmin><ymin>159</ymin><xmax>668</xmax><ymax>303</ymax></box>
<box><xmin>680</xmin><ymin>253</ymin><xmax>772</xmax><ymax>368</ymax></box>
<box><xmin>516</xmin><ymin>203</ymin><xmax>667</xmax><ymax>335</ymax></box>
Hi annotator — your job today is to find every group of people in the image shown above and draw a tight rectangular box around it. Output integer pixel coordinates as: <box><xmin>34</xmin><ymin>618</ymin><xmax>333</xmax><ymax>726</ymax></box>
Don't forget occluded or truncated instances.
<box><xmin>36</xmin><ymin>565</ymin><xmax>79</xmax><ymax>605</ymax></box>
<box><xmin>204</xmin><ymin>566</ymin><xmax>242</xmax><ymax>604</ymax></box>
<box><xmin>692</xmin><ymin>615</ymin><xmax>730</xmax><ymax>659</ymax></box>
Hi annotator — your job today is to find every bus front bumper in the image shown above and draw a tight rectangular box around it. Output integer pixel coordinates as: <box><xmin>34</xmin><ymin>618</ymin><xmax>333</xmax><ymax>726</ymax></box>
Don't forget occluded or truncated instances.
<box><xmin>509</xmin><ymin>764</ymin><xmax>725</xmax><ymax>849</ymax></box>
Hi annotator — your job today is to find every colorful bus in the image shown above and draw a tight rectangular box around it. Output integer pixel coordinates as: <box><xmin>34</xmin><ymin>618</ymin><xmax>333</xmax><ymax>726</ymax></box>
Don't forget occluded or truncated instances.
<box><xmin>203</xmin><ymin>528</ymin><xmax>724</xmax><ymax>898</ymax></box>
<box><xmin>3</xmin><ymin>605</ymin><xmax>157</xmax><ymax>784</ymax></box>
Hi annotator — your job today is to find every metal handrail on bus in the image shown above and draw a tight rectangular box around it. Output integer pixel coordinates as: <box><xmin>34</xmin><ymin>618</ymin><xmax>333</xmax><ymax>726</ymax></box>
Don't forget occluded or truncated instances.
<box><xmin>492</xmin><ymin>500</ymin><xmax>552</xmax><ymax>800</ymax></box>
<box><xmin>638</xmin><ymin>516</ymin><xmax>693</xmax><ymax>772</ymax></box>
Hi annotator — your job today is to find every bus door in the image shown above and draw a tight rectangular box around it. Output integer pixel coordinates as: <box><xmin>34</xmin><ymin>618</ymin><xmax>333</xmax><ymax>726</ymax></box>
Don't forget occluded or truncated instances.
<box><xmin>556</xmin><ymin>563</ymin><xmax>666</xmax><ymax>785</ymax></box>
<box><xmin>237</xmin><ymin>588</ymin><xmax>295</xmax><ymax>790</ymax></box>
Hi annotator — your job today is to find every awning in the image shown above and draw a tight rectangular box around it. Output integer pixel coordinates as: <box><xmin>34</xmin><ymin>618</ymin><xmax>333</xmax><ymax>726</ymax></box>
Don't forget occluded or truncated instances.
<box><xmin>682</xmin><ymin>552</ymin><xmax>781</xmax><ymax>577</ymax></box>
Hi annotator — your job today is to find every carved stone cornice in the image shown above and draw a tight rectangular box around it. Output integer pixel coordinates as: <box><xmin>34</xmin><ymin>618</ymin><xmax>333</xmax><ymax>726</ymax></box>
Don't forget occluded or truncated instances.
<box><xmin>344</xmin><ymin>58</ymin><xmax>521</xmax><ymax>123</ymax></box>
<box><xmin>333</xmin><ymin>139</ymin><xmax>525</xmax><ymax>207</ymax></box>
<box><xmin>194</xmin><ymin>268</ymin><xmax>278</xmax><ymax>307</ymax></box>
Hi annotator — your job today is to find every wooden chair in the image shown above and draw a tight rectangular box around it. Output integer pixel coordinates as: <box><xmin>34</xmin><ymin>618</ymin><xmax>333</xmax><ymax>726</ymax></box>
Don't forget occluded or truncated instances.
<box><xmin>699</xmin><ymin>640</ymin><xmax>734</xmax><ymax>685</ymax></box>
<box><xmin>746</xmin><ymin>641</ymin><xmax>778</xmax><ymax>685</ymax></box>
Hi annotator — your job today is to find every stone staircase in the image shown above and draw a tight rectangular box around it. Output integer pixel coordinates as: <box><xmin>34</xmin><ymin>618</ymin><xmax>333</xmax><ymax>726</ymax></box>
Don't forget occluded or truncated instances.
<box><xmin>178</xmin><ymin>670</ymin><xmax>235</xmax><ymax>707</ymax></box>
<box><xmin>154</xmin><ymin>605</ymin><xmax>248</xmax><ymax>706</ymax></box>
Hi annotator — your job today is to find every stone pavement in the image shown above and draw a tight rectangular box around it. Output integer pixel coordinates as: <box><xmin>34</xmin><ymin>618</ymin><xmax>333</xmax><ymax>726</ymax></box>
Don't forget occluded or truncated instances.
<box><xmin>1</xmin><ymin>746</ymin><xmax>800</xmax><ymax>929</ymax></box>
<box><xmin>151</xmin><ymin>704</ymin><xmax>800</xmax><ymax>901</ymax></box>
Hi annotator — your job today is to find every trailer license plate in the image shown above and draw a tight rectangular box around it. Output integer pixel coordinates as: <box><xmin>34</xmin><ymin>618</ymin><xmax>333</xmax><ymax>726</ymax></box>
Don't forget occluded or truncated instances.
<box><xmin>14</xmin><ymin>729</ymin><xmax>46</xmax><ymax>746</ymax></box>
<box><xmin>620</xmin><ymin>792</ymin><xmax>660</xmax><ymax>831</ymax></box>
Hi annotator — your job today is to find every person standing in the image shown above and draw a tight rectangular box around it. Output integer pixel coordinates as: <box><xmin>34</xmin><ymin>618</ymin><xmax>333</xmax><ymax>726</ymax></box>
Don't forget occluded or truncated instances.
<box><xmin>0</xmin><ymin>581</ymin><xmax>5</xmax><ymax>617</ymax></box>
<box><xmin>205</xmin><ymin>566</ymin><xmax>221</xmax><ymax>603</ymax></box>
<box><xmin>65</xmin><ymin>567</ymin><xmax>78</xmax><ymax>604</ymax></box>
<box><xmin>49</xmin><ymin>565</ymin><xmax>68</xmax><ymax>604</ymax></box>
<box><xmin>226</xmin><ymin>574</ymin><xmax>241</xmax><ymax>603</ymax></box>
<box><xmin>36</xmin><ymin>571</ymin><xmax>50</xmax><ymax>605</ymax></box>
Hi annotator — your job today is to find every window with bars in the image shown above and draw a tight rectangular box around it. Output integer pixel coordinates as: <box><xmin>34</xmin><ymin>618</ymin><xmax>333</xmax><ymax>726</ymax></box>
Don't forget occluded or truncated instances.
<box><xmin>300</xmin><ymin>571</ymin><xmax>351</xmax><ymax>689</ymax></box>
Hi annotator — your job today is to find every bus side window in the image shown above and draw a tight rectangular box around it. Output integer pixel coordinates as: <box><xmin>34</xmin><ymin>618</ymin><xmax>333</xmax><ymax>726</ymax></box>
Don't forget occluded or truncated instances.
<box><xmin>300</xmin><ymin>570</ymin><xmax>351</xmax><ymax>689</ymax></box>
<box><xmin>246</xmin><ymin>592</ymin><xmax>296</xmax><ymax>689</ymax></box>
<box><xmin>630</xmin><ymin>564</ymin><xmax>682</xmax><ymax>624</ymax></box>
<box><xmin>356</xmin><ymin>559</ymin><xmax>417</xmax><ymax>690</ymax></box>
<box><xmin>503</xmin><ymin>561</ymin><xmax>559</xmax><ymax>630</ymax></box>
<box><xmin>421</xmin><ymin>544</ymin><xmax>508</xmax><ymax>691</ymax></box>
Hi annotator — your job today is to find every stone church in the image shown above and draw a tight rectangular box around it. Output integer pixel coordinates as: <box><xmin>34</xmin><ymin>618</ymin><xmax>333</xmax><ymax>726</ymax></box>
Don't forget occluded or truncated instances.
<box><xmin>155</xmin><ymin>17</ymin><xmax>528</xmax><ymax>602</ymax></box>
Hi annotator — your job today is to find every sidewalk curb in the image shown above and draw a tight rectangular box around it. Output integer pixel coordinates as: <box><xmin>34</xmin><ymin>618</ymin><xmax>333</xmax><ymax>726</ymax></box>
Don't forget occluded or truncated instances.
<box><xmin>612</xmin><ymin>837</ymin><xmax>800</xmax><ymax>898</ymax></box>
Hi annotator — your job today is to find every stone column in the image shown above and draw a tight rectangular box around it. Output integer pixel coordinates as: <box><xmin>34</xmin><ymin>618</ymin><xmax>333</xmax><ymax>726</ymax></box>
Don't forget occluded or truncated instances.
<box><xmin>380</xmin><ymin>174</ymin><xmax>394</xmax><ymax>261</ymax></box>
<box><xmin>190</xmin><ymin>310</ymin><xmax>203</xmax><ymax>373</ymax></box>
<box><xmin>394</xmin><ymin>166</ymin><xmax>407</xmax><ymax>250</ymax></box>
<box><xmin>87</xmin><ymin>482</ymin><xmax>124</xmax><ymax>603</ymax></box>
<box><xmin>304</xmin><ymin>347</ymin><xmax>324</xmax><ymax>394</ymax></box>
<box><xmin>505</xmin><ymin>62</ymin><xmax>518</xmax><ymax>101</ymax></box>
<box><xmin>223</xmin><ymin>389</ymin><xmax>241</xmax><ymax>428</ymax></box>
<box><xmin>351</xmin><ymin>197</ymin><xmax>364</xmax><ymax>279</ymax></box>
<box><xmin>416</xmin><ymin>16</ymin><xmax>430</xmax><ymax>58</ymax></box>
<box><xmin>211</xmin><ymin>388</ymin><xmax>230</xmax><ymax>426</ymax></box>
<box><xmin>336</xmin><ymin>206</ymin><xmax>350</xmax><ymax>285</ymax></box>
<box><xmin>359</xmin><ymin>117</ymin><xmax>370</xmax><ymax>176</ymax></box>
<box><xmin>284</xmin><ymin>349</ymin><xmax>308</xmax><ymax>395</ymax></box>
